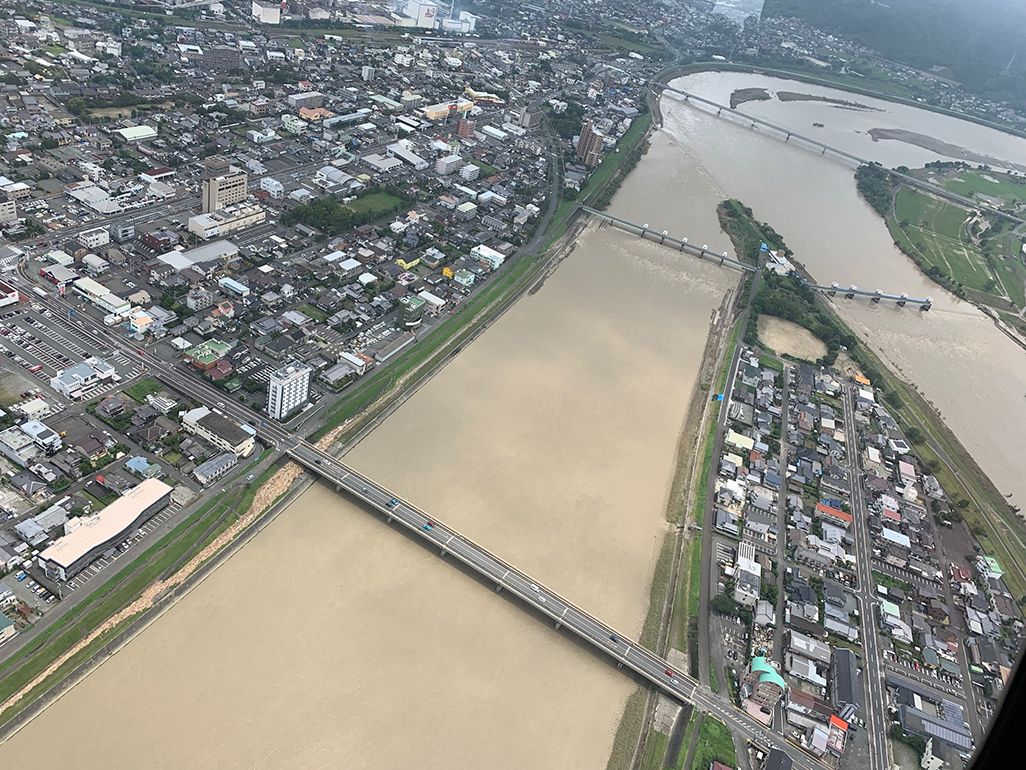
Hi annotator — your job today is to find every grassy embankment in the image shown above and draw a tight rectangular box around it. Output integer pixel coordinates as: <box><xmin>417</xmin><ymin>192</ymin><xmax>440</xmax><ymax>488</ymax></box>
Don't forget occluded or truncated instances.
<box><xmin>544</xmin><ymin>112</ymin><xmax>653</xmax><ymax>249</ymax></box>
<box><xmin>0</xmin><ymin>451</ymin><xmax>280</xmax><ymax>730</ymax></box>
<box><xmin>688</xmin><ymin>716</ymin><xmax>736</xmax><ymax>770</ymax></box>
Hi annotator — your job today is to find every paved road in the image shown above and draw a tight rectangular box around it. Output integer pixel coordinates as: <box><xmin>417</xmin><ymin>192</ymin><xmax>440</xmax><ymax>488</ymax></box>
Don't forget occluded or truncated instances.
<box><xmin>771</xmin><ymin>364</ymin><xmax>791</xmax><ymax>669</ymax></box>
<box><xmin>842</xmin><ymin>385</ymin><xmax>892</xmax><ymax>770</ymax></box>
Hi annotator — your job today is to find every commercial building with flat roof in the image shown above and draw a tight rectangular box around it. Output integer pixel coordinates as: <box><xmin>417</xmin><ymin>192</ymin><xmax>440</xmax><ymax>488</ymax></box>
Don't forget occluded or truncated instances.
<box><xmin>193</xmin><ymin>452</ymin><xmax>239</xmax><ymax>486</ymax></box>
<box><xmin>38</xmin><ymin>479</ymin><xmax>173</xmax><ymax>581</ymax></box>
<box><xmin>181</xmin><ymin>406</ymin><xmax>256</xmax><ymax>457</ymax></box>
<box><xmin>50</xmin><ymin>357</ymin><xmax>117</xmax><ymax>399</ymax></box>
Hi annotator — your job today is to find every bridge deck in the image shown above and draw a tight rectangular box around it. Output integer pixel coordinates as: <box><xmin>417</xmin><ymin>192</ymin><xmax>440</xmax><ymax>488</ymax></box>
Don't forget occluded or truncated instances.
<box><xmin>287</xmin><ymin>441</ymin><xmax>699</xmax><ymax>703</ymax></box>
<box><xmin>655</xmin><ymin>83</ymin><xmax>1025</xmax><ymax>226</ymax></box>
<box><xmin>582</xmin><ymin>206</ymin><xmax>757</xmax><ymax>272</ymax></box>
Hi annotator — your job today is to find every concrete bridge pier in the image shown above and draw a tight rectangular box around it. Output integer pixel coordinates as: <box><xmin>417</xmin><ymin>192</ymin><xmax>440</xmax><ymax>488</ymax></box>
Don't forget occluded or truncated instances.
<box><xmin>785</xmin><ymin>133</ymin><xmax>791</xmax><ymax>142</ymax></box>
<box><xmin>871</xmin><ymin>296</ymin><xmax>881</xmax><ymax>303</ymax></box>
<box><xmin>920</xmin><ymin>302</ymin><xmax>931</xmax><ymax>311</ymax></box>
<box><xmin>845</xmin><ymin>291</ymin><xmax>856</xmax><ymax>299</ymax></box>
<box><xmin>897</xmin><ymin>299</ymin><xmax>907</xmax><ymax>307</ymax></box>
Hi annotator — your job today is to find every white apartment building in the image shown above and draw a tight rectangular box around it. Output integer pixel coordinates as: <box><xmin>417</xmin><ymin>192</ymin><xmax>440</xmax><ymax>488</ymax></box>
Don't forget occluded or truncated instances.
<box><xmin>266</xmin><ymin>362</ymin><xmax>312</xmax><ymax>421</ymax></box>
<box><xmin>188</xmin><ymin>203</ymin><xmax>265</xmax><ymax>240</ymax></box>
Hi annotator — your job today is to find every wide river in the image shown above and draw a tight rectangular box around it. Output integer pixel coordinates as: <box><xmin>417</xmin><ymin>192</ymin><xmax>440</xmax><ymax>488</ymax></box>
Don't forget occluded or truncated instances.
<box><xmin>5</xmin><ymin>71</ymin><xmax>1026</xmax><ymax>768</ymax></box>
<box><xmin>0</xmin><ymin>125</ymin><xmax>736</xmax><ymax>765</ymax></box>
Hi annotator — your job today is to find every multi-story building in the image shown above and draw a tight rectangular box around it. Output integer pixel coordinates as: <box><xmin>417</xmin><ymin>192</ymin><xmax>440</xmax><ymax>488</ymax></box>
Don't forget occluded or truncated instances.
<box><xmin>744</xmin><ymin>655</ymin><xmax>788</xmax><ymax>709</ymax></box>
<box><xmin>456</xmin><ymin>118</ymin><xmax>476</xmax><ymax>138</ymax></box>
<box><xmin>518</xmin><ymin>107</ymin><xmax>542</xmax><ymax>132</ymax></box>
<box><xmin>576</xmin><ymin>119</ymin><xmax>605</xmax><ymax>168</ymax></box>
<box><xmin>266</xmin><ymin>362</ymin><xmax>312</xmax><ymax>421</ymax></box>
<box><xmin>78</xmin><ymin>226</ymin><xmax>110</xmax><ymax>249</ymax></box>
<box><xmin>0</xmin><ymin>426</ymin><xmax>39</xmax><ymax>467</ymax></box>
<box><xmin>201</xmin><ymin>168</ymin><xmax>248</xmax><ymax>213</ymax></box>
<box><xmin>110</xmin><ymin>222</ymin><xmax>135</xmax><ymax>242</ymax></box>
<box><xmin>281</xmin><ymin>114</ymin><xmax>308</xmax><ymax>135</ymax></box>
<box><xmin>733</xmin><ymin>540</ymin><xmax>763</xmax><ymax>608</ymax></box>
<box><xmin>0</xmin><ymin>199</ymin><xmax>16</xmax><ymax>224</ymax></box>
<box><xmin>181</xmin><ymin>406</ymin><xmax>256</xmax><ymax>458</ymax></box>
<box><xmin>361</xmin><ymin>65</ymin><xmax>375</xmax><ymax>82</ymax></box>
<box><xmin>287</xmin><ymin>91</ymin><xmax>325</xmax><ymax>110</ymax></box>
<box><xmin>435</xmin><ymin>154</ymin><xmax>463</xmax><ymax>175</ymax></box>
<box><xmin>202</xmin><ymin>46</ymin><xmax>241</xmax><ymax>71</ymax></box>
<box><xmin>251</xmin><ymin>0</ymin><xmax>281</xmax><ymax>24</ymax></box>
<box><xmin>188</xmin><ymin>203</ymin><xmax>265</xmax><ymax>240</ymax></box>
<box><xmin>260</xmin><ymin>177</ymin><xmax>284</xmax><ymax>199</ymax></box>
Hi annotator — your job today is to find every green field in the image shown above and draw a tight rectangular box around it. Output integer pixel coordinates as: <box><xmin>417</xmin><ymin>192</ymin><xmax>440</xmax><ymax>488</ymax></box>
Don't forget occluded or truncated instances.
<box><xmin>469</xmin><ymin>158</ymin><xmax>499</xmax><ymax>177</ymax></box>
<box><xmin>596</xmin><ymin>33</ymin><xmax>661</xmax><ymax>55</ymax></box>
<box><xmin>689</xmin><ymin>716</ymin><xmax>736</xmax><ymax>770</ymax></box>
<box><xmin>943</xmin><ymin>170</ymin><xmax>1026</xmax><ymax>207</ymax></box>
<box><xmin>892</xmin><ymin>188</ymin><xmax>993</xmax><ymax>291</ymax></box>
<box><xmin>344</xmin><ymin>191</ymin><xmax>404</xmax><ymax>217</ymax></box>
<box><xmin>123</xmin><ymin>378</ymin><xmax>161</xmax><ymax>403</ymax></box>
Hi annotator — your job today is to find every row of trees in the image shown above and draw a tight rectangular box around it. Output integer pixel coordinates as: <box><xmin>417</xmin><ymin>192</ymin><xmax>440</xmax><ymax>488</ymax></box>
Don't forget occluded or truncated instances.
<box><xmin>746</xmin><ymin>273</ymin><xmax>859</xmax><ymax>366</ymax></box>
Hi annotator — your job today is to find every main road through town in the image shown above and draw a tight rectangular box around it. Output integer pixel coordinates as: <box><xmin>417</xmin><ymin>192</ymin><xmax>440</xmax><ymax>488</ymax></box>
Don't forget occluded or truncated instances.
<box><xmin>17</xmin><ymin>272</ymin><xmax>830</xmax><ymax>770</ymax></box>
<box><xmin>842</xmin><ymin>385</ymin><xmax>891</xmax><ymax>770</ymax></box>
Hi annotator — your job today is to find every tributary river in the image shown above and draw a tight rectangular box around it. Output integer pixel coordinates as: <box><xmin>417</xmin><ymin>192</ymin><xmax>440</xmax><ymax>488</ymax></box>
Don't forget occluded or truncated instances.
<box><xmin>4</xmin><ymin>71</ymin><xmax>1026</xmax><ymax>768</ymax></box>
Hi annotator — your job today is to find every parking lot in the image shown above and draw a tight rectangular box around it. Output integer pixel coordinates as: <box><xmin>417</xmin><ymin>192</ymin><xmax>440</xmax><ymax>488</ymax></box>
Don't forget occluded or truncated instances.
<box><xmin>63</xmin><ymin>499</ymin><xmax>184</xmax><ymax>593</ymax></box>
<box><xmin>0</xmin><ymin>305</ymin><xmax>143</xmax><ymax>400</ymax></box>
<box><xmin>0</xmin><ymin>570</ymin><xmax>57</xmax><ymax>612</ymax></box>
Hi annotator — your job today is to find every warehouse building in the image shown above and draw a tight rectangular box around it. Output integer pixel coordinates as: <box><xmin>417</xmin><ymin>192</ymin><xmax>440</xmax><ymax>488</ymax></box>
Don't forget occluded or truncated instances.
<box><xmin>37</xmin><ymin>479</ymin><xmax>173</xmax><ymax>581</ymax></box>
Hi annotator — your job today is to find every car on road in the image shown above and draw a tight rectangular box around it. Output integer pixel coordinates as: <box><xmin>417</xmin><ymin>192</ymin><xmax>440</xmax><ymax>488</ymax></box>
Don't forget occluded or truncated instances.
<box><xmin>609</xmin><ymin>634</ymin><xmax>618</xmax><ymax>643</ymax></box>
<box><xmin>664</xmin><ymin>668</ymin><xmax>674</xmax><ymax>677</ymax></box>
<box><xmin>387</xmin><ymin>498</ymin><xmax>399</xmax><ymax>508</ymax></box>
<box><xmin>422</xmin><ymin>520</ymin><xmax>434</xmax><ymax>531</ymax></box>
<box><xmin>315</xmin><ymin>459</ymin><xmax>322</xmax><ymax>465</ymax></box>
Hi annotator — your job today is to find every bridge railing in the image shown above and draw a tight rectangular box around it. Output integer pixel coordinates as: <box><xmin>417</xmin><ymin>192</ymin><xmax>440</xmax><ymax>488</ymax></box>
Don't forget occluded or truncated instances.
<box><xmin>288</xmin><ymin>443</ymin><xmax>700</xmax><ymax>699</ymax></box>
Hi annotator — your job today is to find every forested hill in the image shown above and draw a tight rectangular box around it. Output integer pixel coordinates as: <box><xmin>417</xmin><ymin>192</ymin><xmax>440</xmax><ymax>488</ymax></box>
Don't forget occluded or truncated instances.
<box><xmin>762</xmin><ymin>0</ymin><xmax>1026</xmax><ymax>108</ymax></box>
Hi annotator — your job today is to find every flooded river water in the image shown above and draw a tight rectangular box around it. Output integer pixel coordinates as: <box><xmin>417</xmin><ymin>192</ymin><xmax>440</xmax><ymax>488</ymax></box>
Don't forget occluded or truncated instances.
<box><xmin>0</xmin><ymin>145</ymin><xmax>735</xmax><ymax>766</ymax></box>
<box><xmin>4</xmin><ymin>70</ymin><xmax>1026</xmax><ymax>768</ymax></box>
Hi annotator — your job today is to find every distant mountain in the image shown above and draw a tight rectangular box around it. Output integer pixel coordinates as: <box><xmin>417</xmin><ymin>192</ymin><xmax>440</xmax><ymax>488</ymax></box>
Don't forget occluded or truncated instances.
<box><xmin>762</xmin><ymin>0</ymin><xmax>1026</xmax><ymax>107</ymax></box>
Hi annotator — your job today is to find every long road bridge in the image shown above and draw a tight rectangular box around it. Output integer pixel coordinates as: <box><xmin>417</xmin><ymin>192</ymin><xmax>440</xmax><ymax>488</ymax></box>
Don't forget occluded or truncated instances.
<box><xmin>581</xmin><ymin>206</ymin><xmax>758</xmax><ymax>272</ymax></box>
<box><xmin>812</xmin><ymin>282</ymin><xmax>932</xmax><ymax>309</ymax></box>
<box><xmin>22</xmin><ymin>278</ymin><xmax>828</xmax><ymax>770</ymax></box>
<box><xmin>586</xmin><ymin>207</ymin><xmax>934</xmax><ymax>308</ymax></box>
<box><xmin>650</xmin><ymin>81</ymin><xmax>1026</xmax><ymax>226</ymax></box>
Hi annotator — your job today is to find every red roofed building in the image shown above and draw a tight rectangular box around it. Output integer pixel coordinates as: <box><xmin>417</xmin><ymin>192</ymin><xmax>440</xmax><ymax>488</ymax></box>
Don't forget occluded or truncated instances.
<box><xmin>815</xmin><ymin>502</ymin><xmax>853</xmax><ymax>526</ymax></box>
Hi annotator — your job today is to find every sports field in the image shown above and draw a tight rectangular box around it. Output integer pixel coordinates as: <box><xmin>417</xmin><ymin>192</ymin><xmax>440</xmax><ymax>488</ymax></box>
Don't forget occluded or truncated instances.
<box><xmin>942</xmin><ymin>169</ymin><xmax>1026</xmax><ymax>207</ymax></box>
